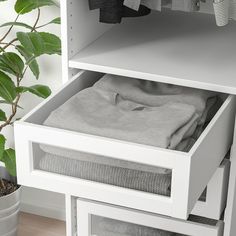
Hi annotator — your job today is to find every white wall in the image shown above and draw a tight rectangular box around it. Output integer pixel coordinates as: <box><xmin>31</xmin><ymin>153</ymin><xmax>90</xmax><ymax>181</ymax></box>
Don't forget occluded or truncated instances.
<box><xmin>0</xmin><ymin>0</ymin><xmax>65</xmax><ymax>220</ymax></box>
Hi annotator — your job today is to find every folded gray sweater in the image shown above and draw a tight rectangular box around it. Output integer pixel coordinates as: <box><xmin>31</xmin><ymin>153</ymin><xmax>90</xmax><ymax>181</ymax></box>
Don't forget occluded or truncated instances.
<box><xmin>43</xmin><ymin>86</ymin><xmax>199</xmax><ymax>149</ymax></box>
<box><xmin>38</xmin><ymin>152</ymin><xmax>207</xmax><ymax>197</ymax></box>
<box><xmin>40</xmin><ymin>145</ymin><xmax>171</xmax><ymax>174</ymax></box>
<box><xmin>91</xmin><ymin>215</ymin><xmax>212</xmax><ymax>236</ymax></box>
<box><xmin>39</xmin><ymin>153</ymin><xmax>171</xmax><ymax>196</ymax></box>
<box><xmin>94</xmin><ymin>74</ymin><xmax>216</xmax><ymax>125</ymax></box>
<box><xmin>92</xmin><ymin>216</ymin><xmax>176</xmax><ymax>236</ymax></box>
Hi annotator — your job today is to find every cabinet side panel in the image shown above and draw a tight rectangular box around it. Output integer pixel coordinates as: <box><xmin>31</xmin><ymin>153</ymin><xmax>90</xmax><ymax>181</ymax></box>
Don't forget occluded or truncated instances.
<box><xmin>224</xmin><ymin>98</ymin><xmax>236</xmax><ymax>236</ymax></box>
<box><xmin>61</xmin><ymin>0</ymin><xmax>113</xmax><ymax>82</ymax></box>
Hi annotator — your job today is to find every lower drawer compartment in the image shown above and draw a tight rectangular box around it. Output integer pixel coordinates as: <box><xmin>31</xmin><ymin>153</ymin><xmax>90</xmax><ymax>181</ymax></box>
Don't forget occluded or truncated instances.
<box><xmin>77</xmin><ymin>198</ymin><xmax>224</xmax><ymax>236</ymax></box>
<box><xmin>15</xmin><ymin>70</ymin><xmax>235</xmax><ymax>219</ymax></box>
<box><xmin>34</xmin><ymin>145</ymin><xmax>230</xmax><ymax>220</ymax></box>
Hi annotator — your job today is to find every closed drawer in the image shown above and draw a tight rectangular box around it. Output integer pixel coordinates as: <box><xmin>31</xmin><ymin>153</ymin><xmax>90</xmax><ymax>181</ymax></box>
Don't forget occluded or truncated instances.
<box><xmin>77</xmin><ymin>198</ymin><xmax>224</xmax><ymax>236</ymax></box>
<box><xmin>14</xmin><ymin>70</ymin><xmax>235</xmax><ymax>220</ymax></box>
<box><xmin>192</xmin><ymin>158</ymin><xmax>230</xmax><ymax>220</ymax></box>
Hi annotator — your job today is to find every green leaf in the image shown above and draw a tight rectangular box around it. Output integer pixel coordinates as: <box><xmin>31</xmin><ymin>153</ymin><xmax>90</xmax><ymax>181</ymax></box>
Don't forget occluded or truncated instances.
<box><xmin>2</xmin><ymin>148</ymin><xmax>16</xmax><ymax>176</ymax></box>
<box><xmin>0</xmin><ymin>109</ymin><xmax>6</xmax><ymax>121</ymax></box>
<box><xmin>17</xmin><ymin>32</ymin><xmax>61</xmax><ymax>57</ymax></box>
<box><xmin>0</xmin><ymin>71</ymin><xmax>16</xmax><ymax>102</ymax></box>
<box><xmin>16</xmin><ymin>45</ymin><xmax>39</xmax><ymax>79</ymax></box>
<box><xmin>17</xmin><ymin>84</ymin><xmax>51</xmax><ymax>98</ymax></box>
<box><xmin>36</xmin><ymin>17</ymin><xmax>61</xmax><ymax>28</ymax></box>
<box><xmin>0</xmin><ymin>52</ymin><xmax>24</xmax><ymax>78</ymax></box>
<box><xmin>0</xmin><ymin>21</ymin><xmax>33</xmax><ymax>30</ymax></box>
<box><xmin>15</xmin><ymin>0</ymin><xmax>56</xmax><ymax>14</ymax></box>
<box><xmin>47</xmin><ymin>17</ymin><xmax>61</xmax><ymax>25</ymax></box>
<box><xmin>0</xmin><ymin>134</ymin><xmax>6</xmax><ymax>161</ymax></box>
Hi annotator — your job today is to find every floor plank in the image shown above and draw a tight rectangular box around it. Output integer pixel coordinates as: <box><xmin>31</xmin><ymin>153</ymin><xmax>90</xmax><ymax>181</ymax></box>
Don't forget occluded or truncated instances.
<box><xmin>18</xmin><ymin>212</ymin><xmax>66</xmax><ymax>236</ymax></box>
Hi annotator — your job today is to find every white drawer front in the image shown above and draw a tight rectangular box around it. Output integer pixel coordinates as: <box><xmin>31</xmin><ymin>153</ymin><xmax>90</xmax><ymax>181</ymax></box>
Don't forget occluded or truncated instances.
<box><xmin>14</xmin><ymin>70</ymin><xmax>236</xmax><ymax>220</ymax></box>
<box><xmin>77</xmin><ymin>198</ymin><xmax>224</xmax><ymax>236</ymax></box>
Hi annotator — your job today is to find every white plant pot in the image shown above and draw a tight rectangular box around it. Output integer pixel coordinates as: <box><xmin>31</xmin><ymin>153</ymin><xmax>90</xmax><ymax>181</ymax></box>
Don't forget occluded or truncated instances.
<box><xmin>0</xmin><ymin>167</ymin><xmax>21</xmax><ymax>236</ymax></box>
<box><xmin>213</xmin><ymin>0</ymin><xmax>229</xmax><ymax>26</ymax></box>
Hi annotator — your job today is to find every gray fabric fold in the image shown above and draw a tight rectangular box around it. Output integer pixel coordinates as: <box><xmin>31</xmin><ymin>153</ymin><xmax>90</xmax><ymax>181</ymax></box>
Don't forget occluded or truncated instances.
<box><xmin>94</xmin><ymin>74</ymin><xmax>216</xmax><ymax>122</ymax></box>
<box><xmin>91</xmin><ymin>216</ymin><xmax>212</xmax><ymax>236</ymax></box>
<box><xmin>43</xmin><ymin>86</ymin><xmax>198</xmax><ymax>149</ymax></box>
<box><xmin>40</xmin><ymin>145</ymin><xmax>171</xmax><ymax>174</ymax></box>
<box><xmin>39</xmin><ymin>153</ymin><xmax>171</xmax><ymax>196</ymax></box>
<box><xmin>92</xmin><ymin>216</ymin><xmax>175</xmax><ymax>236</ymax></box>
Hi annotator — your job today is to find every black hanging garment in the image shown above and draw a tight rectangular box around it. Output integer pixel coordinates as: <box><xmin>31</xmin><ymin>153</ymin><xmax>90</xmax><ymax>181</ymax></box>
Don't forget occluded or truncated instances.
<box><xmin>89</xmin><ymin>0</ymin><xmax>151</xmax><ymax>24</ymax></box>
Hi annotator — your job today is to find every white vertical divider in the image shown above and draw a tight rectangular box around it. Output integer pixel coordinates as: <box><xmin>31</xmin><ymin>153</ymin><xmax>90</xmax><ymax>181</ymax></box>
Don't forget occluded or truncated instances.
<box><xmin>66</xmin><ymin>195</ymin><xmax>77</xmax><ymax>236</ymax></box>
<box><xmin>77</xmin><ymin>200</ymin><xmax>92</xmax><ymax>236</ymax></box>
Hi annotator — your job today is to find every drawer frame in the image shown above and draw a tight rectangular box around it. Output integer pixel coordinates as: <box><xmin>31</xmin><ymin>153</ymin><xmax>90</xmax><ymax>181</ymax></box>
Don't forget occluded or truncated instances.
<box><xmin>14</xmin><ymin>70</ymin><xmax>235</xmax><ymax>220</ymax></box>
<box><xmin>192</xmin><ymin>159</ymin><xmax>230</xmax><ymax>220</ymax></box>
<box><xmin>76</xmin><ymin>198</ymin><xmax>224</xmax><ymax>236</ymax></box>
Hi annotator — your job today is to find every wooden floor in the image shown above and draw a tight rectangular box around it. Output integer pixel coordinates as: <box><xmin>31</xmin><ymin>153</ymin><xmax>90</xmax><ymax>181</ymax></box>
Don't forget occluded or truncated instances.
<box><xmin>18</xmin><ymin>212</ymin><xmax>66</xmax><ymax>236</ymax></box>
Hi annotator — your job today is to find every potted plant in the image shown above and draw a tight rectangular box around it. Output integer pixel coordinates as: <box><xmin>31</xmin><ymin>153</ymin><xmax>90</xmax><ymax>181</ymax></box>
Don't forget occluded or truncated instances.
<box><xmin>0</xmin><ymin>0</ymin><xmax>61</xmax><ymax>235</ymax></box>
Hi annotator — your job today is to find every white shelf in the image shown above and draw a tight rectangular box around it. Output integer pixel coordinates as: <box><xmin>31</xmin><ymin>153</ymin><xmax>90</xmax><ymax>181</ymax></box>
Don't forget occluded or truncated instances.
<box><xmin>69</xmin><ymin>10</ymin><xmax>236</xmax><ymax>94</ymax></box>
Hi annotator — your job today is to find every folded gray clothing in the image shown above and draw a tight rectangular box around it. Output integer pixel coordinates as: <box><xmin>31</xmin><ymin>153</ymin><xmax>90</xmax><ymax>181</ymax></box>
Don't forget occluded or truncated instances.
<box><xmin>94</xmin><ymin>74</ymin><xmax>216</xmax><ymax>125</ymax></box>
<box><xmin>40</xmin><ymin>136</ymin><xmax>193</xmax><ymax>176</ymax></box>
<box><xmin>40</xmin><ymin>135</ymin><xmax>198</xmax><ymax>176</ymax></box>
<box><xmin>39</xmin><ymin>153</ymin><xmax>171</xmax><ymax>196</ymax></box>
<box><xmin>43</xmin><ymin>86</ymin><xmax>198</xmax><ymax>149</ymax></box>
<box><xmin>92</xmin><ymin>216</ymin><xmax>211</xmax><ymax>236</ymax></box>
<box><xmin>176</xmin><ymin>96</ymin><xmax>223</xmax><ymax>152</ymax></box>
<box><xmin>40</xmin><ymin>145</ymin><xmax>171</xmax><ymax>174</ymax></box>
<box><xmin>176</xmin><ymin>137</ymin><xmax>196</xmax><ymax>152</ymax></box>
<box><xmin>39</xmin><ymin>151</ymin><xmax>207</xmax><ymax>198</ymax></box>
<box><xmin>92</xmin><ymin>216</ymin><xmax>176</xmax><ymax>236</ymax></box>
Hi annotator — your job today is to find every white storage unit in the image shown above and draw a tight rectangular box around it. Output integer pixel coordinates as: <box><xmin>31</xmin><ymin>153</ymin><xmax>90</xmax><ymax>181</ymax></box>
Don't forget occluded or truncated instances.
<box><xmin>14</xmin><ymin>0</ymin><xmax>236</xmax><ymax>235</ymax></box>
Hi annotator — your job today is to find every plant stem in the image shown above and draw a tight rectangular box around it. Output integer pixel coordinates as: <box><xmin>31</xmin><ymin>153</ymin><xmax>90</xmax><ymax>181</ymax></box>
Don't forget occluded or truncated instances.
<box><xmin>0</xmin><ymin>95</ymin><xmax>21</xmax><ymax>132</ymax></box>
<box><xmin>32</xmin><ymin>8</ymin><xmax>41</xmax><ymax>32</ymax></box>
<box><xmin>35</xmin><ymin>23</ymin><xmax>49</xmax><ymax>29</ymax></box>
<box><xmin>0</xmin><ymin>42</ymin><xmax>16</xmax><ymax>47</ymax></box>
<box><xmin>2</xmin><ymin>38</ymin><xmax>18</xmax><ymax>50</ymax></box>
<box><xmin>0</xmin><ymin>14</ymin><xmax>20</xmax><ymax>43</ymax></box>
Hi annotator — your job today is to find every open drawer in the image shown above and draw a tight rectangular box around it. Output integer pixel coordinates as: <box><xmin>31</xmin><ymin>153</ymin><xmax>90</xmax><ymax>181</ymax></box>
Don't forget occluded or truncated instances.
<box><xmin>77</xmin><ymin>198</ymin><xmax>224</xmax><ymax>236</ymax></box>
<box><xmin>14</xmin><ymin>70</ymin><xmax>236</xmax><ymax>219</ymax></box>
